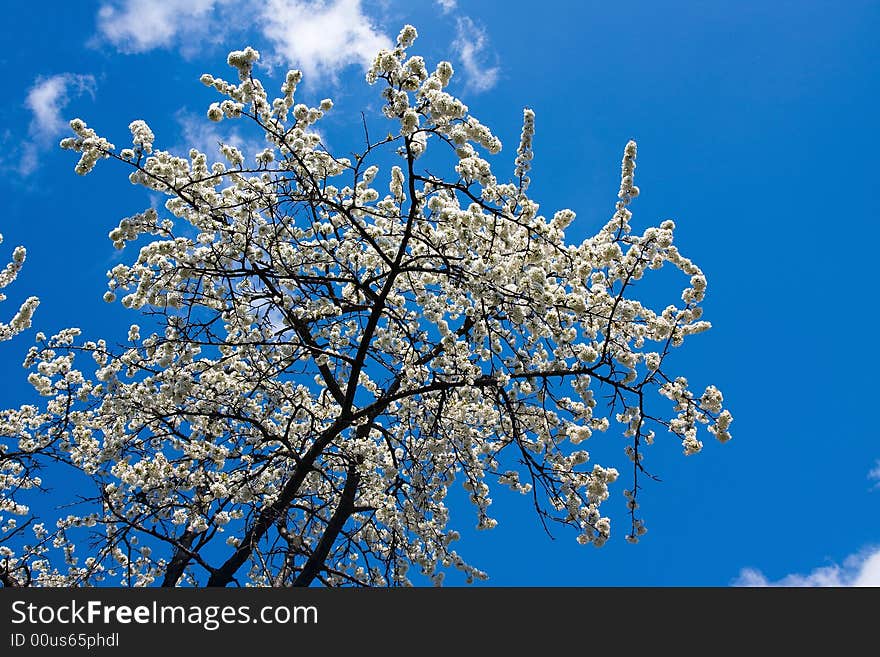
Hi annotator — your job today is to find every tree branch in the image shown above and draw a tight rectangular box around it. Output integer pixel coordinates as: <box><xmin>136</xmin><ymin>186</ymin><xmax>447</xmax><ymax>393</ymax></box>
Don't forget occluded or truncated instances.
<box><xmin>293</xmin><ymin>462</ymin><xmax>360</xmax><ymax>587</ymax></box>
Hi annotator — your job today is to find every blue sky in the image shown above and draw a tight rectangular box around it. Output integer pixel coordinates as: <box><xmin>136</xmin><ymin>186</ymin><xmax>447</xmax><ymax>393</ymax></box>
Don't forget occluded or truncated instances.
<box><xmin>1</xmin><ymin>0</ymin><xmax>878</xmax><ymax>586</ymax></box>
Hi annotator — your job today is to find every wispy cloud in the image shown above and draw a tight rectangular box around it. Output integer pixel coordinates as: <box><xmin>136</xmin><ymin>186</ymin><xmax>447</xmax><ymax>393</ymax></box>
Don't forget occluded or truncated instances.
<box><xmin>21</xmin><ymin>74</ymin><xmax>96</xmax><ymax>175</ymax></box>
<box><xmin>96</xmin><ymin>0</ymin><xmax>226</xmax><ymax>54</ymax></box>
<box><xmin>735</xmin><ymin>547</ymin><xmax>880</xmax><ymax>587</ymax></box>
<box><xmin>94</xmin><ymin>0</ymin><xmax>390</xmax><ymax>82</ymax></box>
<box><xmin>869</xmin><ymin>460</ymin><xmax>880</xmax><ymax>489</ymax></box>
<box><xmin>26</xmin><ymin>75</ymin><xmax>96</xmax><ymax>139</ymax></box>
<box><xmin>174</xmin><ymin>110</ymin><xmax>264</xmax><ymax>163</ymax></box>
<box><xmin>451</xmin><ymin>17</ymin><xmax>499</xmax><ymax>93</ymax></box>
<box><xmin>259</xmin><ymin>0</ymin><xmax>391</xmax><ymax>80</ymax></box>
<box><xmin>435</xmin><ymin>0</ymin><xmax>457</xmax><ymax>13</ymax></box>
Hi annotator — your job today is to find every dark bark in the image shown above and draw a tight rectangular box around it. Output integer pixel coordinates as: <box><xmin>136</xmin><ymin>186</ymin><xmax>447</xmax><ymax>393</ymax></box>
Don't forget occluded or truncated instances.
<box><xmin>0</xmin><ymin>565</ymin><xmax>22</xmax><ymax>587</ymax></box>
<box><xmin>206</xmin><ymin>417</ymin><xmax>349</xmax><ymax>587</ymax></box>
<box><xmin>161</xmin><ymin>530</ymin><xmax>196</xmax><ymax>587</ymax></box>
<box><xmin>293</xmin><ymin>463</ymin><xmax>359</xmax><ymax>587</ymax></box>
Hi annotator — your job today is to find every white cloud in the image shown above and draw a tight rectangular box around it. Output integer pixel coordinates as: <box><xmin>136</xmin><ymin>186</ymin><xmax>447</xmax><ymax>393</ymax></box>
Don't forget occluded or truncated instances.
<box><xmin>21</xmin><ymin>74</ymin><xmax>96</xmax><ymax>175</ymax></box>
<box><xmin>869</xmin><ymin>460</ymin><xmax>880</xmax><ymax>489</ymax></box>
<box><xmin>735</xmin><ymin>547</ymin><xmax>880</xmax><ymax>587</ymax></box>
<box><xmin>258</xmin><ymin>0</ymin><xmax>391</xmax><ymax>80</ymax></box>
<box><xmin>451</xmin><ymin>17</ymin><xmax>498</xmax><ymax>93</ymax></box>
<box><xmin>96</xmin><ymin>0</ymin><xmax>225</xmax><ymax>54</ymax></box>
<box><xmin>26</xmin><ymin>74</ymin><xmax>96</xmax><ymax>139</ymax></box>
<box><xmin>435</xmin><ymin>0</ymin><xmax>457</xmax><ymax>13</ymax></box>
<box><xmin>95</xmin><ymin>0</ymin><xmax>390</xmax><ymax>82</ymax></box>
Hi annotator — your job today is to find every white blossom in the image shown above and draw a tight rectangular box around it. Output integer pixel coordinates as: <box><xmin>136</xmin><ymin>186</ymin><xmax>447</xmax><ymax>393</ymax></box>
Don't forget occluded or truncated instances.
<box><xmin>0</xmin><ymin>233</ymin><xmax>39</xmax><ymax>343</ymax></box>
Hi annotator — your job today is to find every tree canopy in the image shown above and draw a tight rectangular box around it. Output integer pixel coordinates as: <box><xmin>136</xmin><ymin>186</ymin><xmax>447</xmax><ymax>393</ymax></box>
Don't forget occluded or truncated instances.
<box><xmin>0</xmin><ymin>25</ymin><xmax>730</xmax><ymax>587</ymax></box>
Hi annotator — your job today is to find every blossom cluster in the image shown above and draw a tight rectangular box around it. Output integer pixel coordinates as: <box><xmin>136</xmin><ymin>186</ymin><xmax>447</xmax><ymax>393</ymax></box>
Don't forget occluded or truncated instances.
<box><xmin>0</xmin><ymin>233</ymin><xmax>38</xmax><ymax>343</ymax></box>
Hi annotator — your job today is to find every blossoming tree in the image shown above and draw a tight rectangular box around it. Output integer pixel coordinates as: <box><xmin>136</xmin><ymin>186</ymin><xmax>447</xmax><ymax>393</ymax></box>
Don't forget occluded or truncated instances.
<box><xmin>0</xmin><ymin>232</ymin><xmax>40</xmax><ymax>588</ymax></box>
<box><xmin>0</xmin><ymin>26</ymin><xmax>731</xmax><ymax>587</ymax></box>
